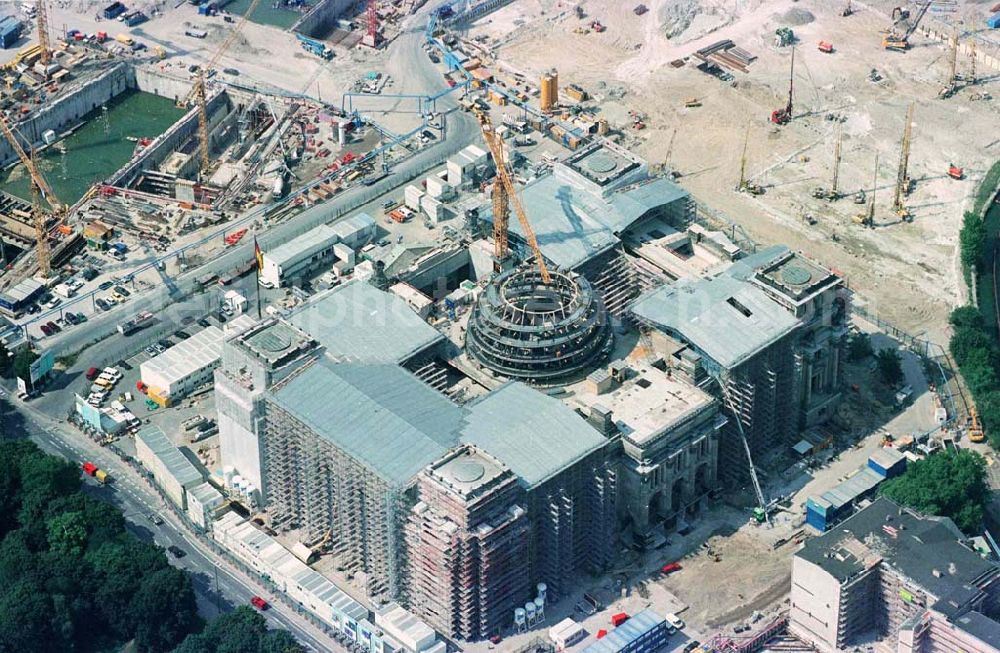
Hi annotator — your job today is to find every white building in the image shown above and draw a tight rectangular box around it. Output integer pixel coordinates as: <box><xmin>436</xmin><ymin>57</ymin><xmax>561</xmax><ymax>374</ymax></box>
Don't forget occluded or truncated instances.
<box><xmin>140</xmin><ymin>325</ymin><xmax>226</xmax><ymax>407</ymax></box>
<box><xmin>389</xmin><ymin>282</ymin><xmax>434</xmax><ymax>319</ymax></box>
<box><xmin>135</xmin><ymin>425</ymin><xmax>204</xmax><ymax>509</ymax></box>
<box><xmin>213</xmin><ymin>512</ymin><xmax>418</xmax><ymax>652</ymax></box>
<box><xmin>259</xmin><ymin>224</ymin><xmax>341</xmax><ymax>289</ymax></box>
<box><xmin>223</xmin><ymin>289</ymin><xmax>247</xmax><ymax>314</ymax></box>
<box><xmin>186</xmin><ymin>482</ymin><xmax>225</xmax><ymax>529</ymax></box>
<box><xmin>374</xmin><ymin>603</ymin><xmax>446</xmax><ymax>653</ymax></box>
<box><xmin>446</xmin><ymin>144</ymin><xmax>488</xmax><ymax>186</ymax></box>
<box><xmin>331</xmin><ymin>212</ymin><xmax>377</xmax><ymax>250</ymax></box>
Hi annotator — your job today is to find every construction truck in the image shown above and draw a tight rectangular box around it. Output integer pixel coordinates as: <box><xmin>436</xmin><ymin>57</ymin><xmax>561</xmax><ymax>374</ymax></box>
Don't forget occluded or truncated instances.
<box><xmin>818</xmin><ymin>41</ymin><xmax>834</xmax><ymax>53</ymax></box>
<box><xmin>295</xmin><ymin>33</ymin><xmax>333</xmax><ymax>60</ymax></box>
<box><xmin>948</xmin><ymin>164</ymin><xmax>964</xmax><ymax>180</ymax></box>
<box><xmin>775</xmin><ymin>27</ymin><xmax>794</xmax><ymax>47</ymax></box>
<box><xmin>969</xmin><ymin>407</ymin><xmax>985</xmax><ymax>443</ymax></box>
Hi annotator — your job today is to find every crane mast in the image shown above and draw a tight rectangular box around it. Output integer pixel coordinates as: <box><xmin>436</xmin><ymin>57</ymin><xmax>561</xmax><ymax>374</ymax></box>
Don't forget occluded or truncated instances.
<box><xmin>475</xmin><ymin>109</ymin><xmax>550</xmax><ymax>283</ymax></box>
<box><xmin>180</xmin><ymin>0</ymin><xmax>263</xmax><ymax>172</ymax></box>
<box><xmin>36</xmin><ymin>0</ymin><xmax>51</xmax><ymax>65</ymax></box>
<box><xmin>831</xmin><ymin>124</ymin><xmax>842</xmax><ymax>198</ymax></box>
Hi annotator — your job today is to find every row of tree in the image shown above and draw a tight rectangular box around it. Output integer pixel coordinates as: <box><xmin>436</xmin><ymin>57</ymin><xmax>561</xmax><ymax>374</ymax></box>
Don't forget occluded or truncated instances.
<box><xmin>880</xmin><ymin>448</ymin><xmax>989</xmax><ymax>535</ymax></box>
<box><xmin>0</xmin><ymin>341</ymin><xmax>39</xmax><ymax>384</ymax></box>
<box><xmin>948</xmin><ymin>306</ymin><xmax>1000</xmax><ymax>447</ymax></box>
<box><xmin>0</xmin><ymin>439</ymin><xmax>304</xmax><ymax>652</ymax></box>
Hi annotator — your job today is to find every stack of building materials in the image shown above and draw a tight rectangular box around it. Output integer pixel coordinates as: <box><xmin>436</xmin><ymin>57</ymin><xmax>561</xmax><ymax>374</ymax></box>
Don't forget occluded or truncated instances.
<box><xmin>694</xmin><ymin>40</ymin><xmax>757</xmax><ymax>73</ymax></box>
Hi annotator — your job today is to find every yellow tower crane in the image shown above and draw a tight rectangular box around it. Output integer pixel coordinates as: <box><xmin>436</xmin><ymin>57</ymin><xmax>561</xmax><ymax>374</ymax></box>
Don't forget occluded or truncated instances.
<box><xmin>180</xmin><ymin>0</ymin><xmax>262</xmax><ymax>172</ymax></box>
<box><xmin>474</xmin><ymin>109</ymin><xmax>550</xmax><ymax>284</ymax></box>
<box><xmin>36</xmin><ymin>0</ymin><xmax>51</xmax><ymax>66</ymax></box>
<box><xmin>0</xmin><ymin>113</ymin><xmax>63</xmax><ymax>278</ymax></box>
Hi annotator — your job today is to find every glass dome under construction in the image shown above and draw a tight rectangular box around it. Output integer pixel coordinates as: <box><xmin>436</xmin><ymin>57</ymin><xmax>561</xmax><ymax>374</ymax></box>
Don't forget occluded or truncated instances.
<box><xmin>465</xmin><ymin>267</ymin><xmax>613</xmax><ymax>383</ymax></box>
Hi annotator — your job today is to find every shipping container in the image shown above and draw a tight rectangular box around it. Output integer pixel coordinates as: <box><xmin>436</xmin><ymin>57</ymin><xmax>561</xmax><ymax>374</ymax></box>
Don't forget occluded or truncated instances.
<box><xmin>103</xmin><ymin>2</ymin><xmax>126</xmax><ymax>19</ymax></box>
<box><xmin>989</xmin><ymin>12</ymin><xmax>1000</xmax><ymax>28</ymax></box>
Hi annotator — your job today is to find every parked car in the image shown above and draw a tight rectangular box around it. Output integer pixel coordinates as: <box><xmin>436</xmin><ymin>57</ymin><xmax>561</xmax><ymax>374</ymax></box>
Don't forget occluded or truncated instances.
<box><xmin>95</xmin><ymin>298</ymin><xmax>110</xmax><ymax>311</ymax></box>
<box><xmin>75</xmin><ymin>312</ymin><xmax>87</xmax><ymax>323</ymax></box>
<box><xmin>167</xmin><ymin>545</ymin><xmax>186</xmax><ymax>558</ymax></box>
<box><xmin>667</xmin><ymin>613</ymin><xmax>685</xmax><ymax>631</ymax></box>
<box><xmin>661</xmin><ymin>562</ymin><xmax>682</xmax><ymax>575</ymax></box>
<box><xmin>99</xmin><ymin>280</ymin><xmax>114</xmax><ymax>291</ymax></box>
<box><xmin>40</xmin><ymin>324</ymin><xmax>52</xmax><ymax>336</ymax></box>
<box><xmin>85</xmin><ymin>367</ymin><xmax>99</xmax><ymax>380</ymax></box>
<box><xmin>148</xmin><ymin>513</ymin><xmax>164</xmax><ymax>525</ymax></box>
<box><xmin>144</xmin><ymin>346</ymin><xmax>158</xmax><ymax>357</ymax></box>
<box><xmin>113</xmin><ymin>285</ymin><xmax>130</xmax><ymax>298</ymax></box>
<box><xmin>65</xmin><ymin>313</ymin><xmax>79</xmax><ymax>325</ymax></box>
<box><xmin>46</xmin><ymin>321</ymin><xmax>60</xmax><ymax>333</ymax></box>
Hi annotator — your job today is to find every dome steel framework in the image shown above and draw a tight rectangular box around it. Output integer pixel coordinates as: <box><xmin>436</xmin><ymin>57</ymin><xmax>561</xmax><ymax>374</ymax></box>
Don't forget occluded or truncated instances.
<box><xmin>465</xmin><ymin>267</ymin><xmax>613</xmax><ymax>383</ymax></box>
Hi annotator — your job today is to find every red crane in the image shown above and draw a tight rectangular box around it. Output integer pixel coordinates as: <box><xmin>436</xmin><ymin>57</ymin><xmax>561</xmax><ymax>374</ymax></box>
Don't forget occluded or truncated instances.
<box><xmin>771</xmin><ymin>48</ymin><xmax>795</xmax><ymax>125</ymax></box>
<box><xmin>366</xmin><ymin>0</ymin><xmax>378</xmax><ymax>45</ymax></box>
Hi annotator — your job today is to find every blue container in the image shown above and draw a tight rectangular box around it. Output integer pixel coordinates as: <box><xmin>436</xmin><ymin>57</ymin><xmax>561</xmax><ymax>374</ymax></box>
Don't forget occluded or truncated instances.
<box><xmin>806</xmin><ymin>507</ymin><xmax>828</xmax><ymax>532</ymax></box>
<box><xmin>0</xmin><ymin>23</ymin><xmax>21</xmax><ymax>49</ymax></box>
<box><xmin>103</xmin><ymin>2</ymin><xmax>125</xmax><ymax>19</ymax></box>
<box><xmin>988</xmin><ymin>12</ymin><xmax>1000</xmax><ymax>29</ymax></box>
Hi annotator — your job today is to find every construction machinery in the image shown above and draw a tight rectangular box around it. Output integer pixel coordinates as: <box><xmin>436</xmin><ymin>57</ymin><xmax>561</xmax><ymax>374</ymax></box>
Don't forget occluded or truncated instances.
<box><xmin>737</xmin><ymin>121</ymin><xmax>764</xmax><ymax>195</ymax></box>
<box><xmin>939</xmin><ymin>31</ymin><xmax>960</xmax><ymax>98</ymax></box>
<box><xmin>474</xmin><ymin>109</ymin><xmax>550</xmax><ymax>283</ymax></box>
<box><xmin>770</xmin><ymin>48</ymin><xmax>794</xmax><ymax>125</ymax></box>
<box><xmin>0</xmin><ymin>113</ymin><xmax>62</xmax><ymax>278</ymax></box>
<box><xmin>813</xmin><ymin>124</ymin><xmax>843</xmax><ymax>201</ymax></box>
<box><xmin>842</xmin><ymin>0</ymin><xmax>854</xmax><ymax>16</ymax></box>
<box><xmin>969</xmin><ymin>406</ymin><xmax>985</xmax><ymax>443</ymax></box>
<box><xmin>179</xmin><ymin>0</ymin><xmax>263</xmax><ymax>172</ymax></box>
<box><xmin>893</xmin><ymin>103</ymin><xmax>914</xmax><ymax>222</ymax></box>
<box><xmin>713</xmin><ymin>376</ymin><xmax>772</xmax><ymax>526</ymax></box>
<box><xmin>948</xmin><ymin>164</ymin><xmax>965</xmax><ymax>180</ymax></box>
<box><xmin>883</xmin><ymin>0</ymin><xmax>932</xmax><ymax>51</ymax></box>
<box><xmin>818</xmin><ymin>41</ymin><xmax>834</xmax><ymax>53</ymax></box>
<box><xmin>853</xmin><ymin>153</ymin><xmax>878</xmax><ymax>228</ymax></box>
<box><xmin>36</xmin><ymin>0</ymin><xmax>51</xmax><ymax>66</ymax></box>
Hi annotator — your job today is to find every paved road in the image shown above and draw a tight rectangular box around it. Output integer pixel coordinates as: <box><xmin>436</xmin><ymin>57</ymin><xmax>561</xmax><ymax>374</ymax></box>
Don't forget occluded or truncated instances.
<box><xmin>0</xmin><ymin>392</ymin><xmax>346</xmax><ymax>652</ymax></box>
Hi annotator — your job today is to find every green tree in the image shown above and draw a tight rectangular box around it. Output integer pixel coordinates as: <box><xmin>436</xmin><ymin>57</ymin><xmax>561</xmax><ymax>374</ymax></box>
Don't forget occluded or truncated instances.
<box><xmin>875</xmin><ymin>348</ymin><xmax>904</xmax><ymax>387</ymax></box>
<box><xmin>950</xmin><ymin>305</ymin><xmax>986</xmax><ymax>332</ymax></box>
<box><xmin>848</xmin><ymin>332</ymin><xmax>873</xmax><ymax>361</ymax></box>
<box><xmin>173</xmin><ymin>606</ymin><xmax>304</xmax><ymax>653</ymax></box>
<box><xmin>130</xmin><ymin>566</ymin><xmax>201</xmax><ymax>652</ymax></box>
<box><xmin>960</xmin><ymin>211</ymin><xmax>987</xmax><ymax>275</ymax></box>
<box><xmin>47</xmin><ymin>511</ymin><xmax>87</xmax><ymax>556</ymax></box>
<box><xmin>880</xmin><ymin>449</ymin><xmax>988</xmax><ymax>534</ymax></box>
<box><xmin>0</xmin><ymin>340</ymin><xmax>10</xmax><ymax>378</ymax></box>
<box><xmin>11</xmin><ymin>348</ymin><xmax>38</xmax><ymax>384</ymax></box>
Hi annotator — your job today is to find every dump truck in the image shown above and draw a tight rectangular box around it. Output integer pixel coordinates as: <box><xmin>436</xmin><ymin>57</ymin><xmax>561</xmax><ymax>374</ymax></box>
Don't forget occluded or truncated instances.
<box><xmin>115</xmin><ymin>33</ymin><xmax>134</xmax><ymax>47</ymax></box>
<box><xmin>82</xmin><ymin>462</ymin><xmax>110</xmax><ymax>484</ymax></box>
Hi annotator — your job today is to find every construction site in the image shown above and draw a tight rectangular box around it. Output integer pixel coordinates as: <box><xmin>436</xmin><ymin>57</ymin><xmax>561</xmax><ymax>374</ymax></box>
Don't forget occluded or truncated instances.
<box><xmin>8</xmin><ymin>0</ymin><xmax>990</xmax><ymax>652</ymax></box>
<box><xmin>464</xmin><ymin>0</ymin><xmax>1000</xmax><ymax>343</ymax></box>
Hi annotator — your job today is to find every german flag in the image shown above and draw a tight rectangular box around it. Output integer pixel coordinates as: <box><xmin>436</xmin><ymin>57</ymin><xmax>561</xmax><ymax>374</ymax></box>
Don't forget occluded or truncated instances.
<box><xmin>254</xmin><ymin>236</ymin><xmax>264</xmax><ymax>276</ymax></box>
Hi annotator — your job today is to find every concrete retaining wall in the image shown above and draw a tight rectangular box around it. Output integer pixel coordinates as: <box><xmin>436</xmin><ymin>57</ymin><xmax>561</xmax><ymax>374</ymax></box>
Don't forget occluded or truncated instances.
<box><xmin>0</xmin><ymin>62</ymin><xmax>134</xmax><ymax>167</ymax></box>
<box><xmin>293</xmin><ymin>0</ymin><xmax>354</xmax><ymax>39</ymax></box>
<box><xmin>108</xmin><ymin>91</ymin><xmax>231</xmax><ymax>188</ymax></box>
<box><xmin>134</xmin><ymin>65</ymin><xmax>195</xmax><ymax>102</ymax></box>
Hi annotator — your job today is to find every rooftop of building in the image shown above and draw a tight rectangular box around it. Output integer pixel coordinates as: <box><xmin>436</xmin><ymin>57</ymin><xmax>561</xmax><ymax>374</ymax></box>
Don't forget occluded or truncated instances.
<box><xmin>581</xmin><ymin>609</ymin><xmax>665</xmax><ymax>653</ymax></box>
<box><xmin>331</xmin><ymin>212</ymin><xmax>376</xmax><ymax>241</ymax></box>
<box><xmin>136</xmin><ymin>425</ymin><xmax>204</xmax><ymax>487</ymax></box>
<box><xmin>286</xmin><ymin>280</ymin><xmax>443</xmax><ymax>365</ymax></box>
<box><xmin>236</xmin><ymin>319</ymin><xmax>317</xmax><ymax>366</ymax></box>
<box><xmin>563</xmin><ymin>141</ymin><xmax>643</xmax><ymax>188</ymax></box>
<box><xmin>268</xmin><ymin>358</ymin><xmax>467</xmax><ymax>485</ymax></box>
<box><xmin>954</xmin><ymin>611</ymin><xmax>1000</xmax><ymax>649</ymax></box>
<box><xmin>797</xmin><ymin>497</ymin><xmax>995</xmax><ymax>599</ymax></box>
<box><xmin>140</xmin><ymin>325</ymin><xmax>225</xmax><ymax>387</ymax></box>
<box><xmin>1</xmin><ymin>277</ymin><xmax>43</xmax><ymax>303</ymax></box>
<box><xmin>463</xmin><ymin>382</ymin><xmax>609</xmax><ymax>489</ymax></box>
<box><xmin>749</xmin><ymin>248</ymin><xmax>840</xmax><ymax>305</ymax></box>
<box><xmin>807</xmin><ymin>467</ymin><xmax>884</xmax><ymax>512</ymax></box>
<box><xmin>426</xmin><ymin>445</ymin><xmax>510</xmax><ymax>499</ymax></box>
<box><xmin>373</xmin><ymin>602</ymin><xmax>437</xmax><ymax>651</ymax></box>
<box><xmin>483</xmin><ymin>172</ymin><xmax>688</xmax><ymax>270</ymax></box>
<box><xmin>631</xmin><ymin>265</ymin><xmax>800</xmax><ymax>369</ymax></box>
<box><xmin>188</xmin><ymin>481</ymin><xmax>223</xmax><ymax>505</ymax></box>
<box><xmin>264</xmin><ymin>224</ymin><xmax>340</xmax><ymax>269</ymax></box>
<box><xmin>575</xmin><ymin>363</ymin><xmax>715</xmax><ymax>447</ymax></box>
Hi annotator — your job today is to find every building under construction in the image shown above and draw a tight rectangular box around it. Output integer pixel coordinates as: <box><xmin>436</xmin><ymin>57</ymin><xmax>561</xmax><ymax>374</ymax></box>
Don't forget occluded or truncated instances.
<box><xmin>632</xmin><ymin>246</ymin><xmax>848</xmax><ymax>483</ymax></box>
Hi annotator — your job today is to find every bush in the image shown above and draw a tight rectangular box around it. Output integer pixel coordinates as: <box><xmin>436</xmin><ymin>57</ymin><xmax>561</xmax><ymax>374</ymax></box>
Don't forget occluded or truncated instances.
<box><xmin>848</xmin><ymin>332</ymin><xmax>873</xmax><ymax>361</ymax></box>
<box><xmin>875</xmin><ymin>349</ymin><xmax>904</xmax><ymax>387</ymax></box>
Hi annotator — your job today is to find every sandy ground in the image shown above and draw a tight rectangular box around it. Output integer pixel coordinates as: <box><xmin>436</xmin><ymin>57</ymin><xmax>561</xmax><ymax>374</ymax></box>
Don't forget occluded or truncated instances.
<box><xmin>471</xmin><ymin>0</ymin><xmax>1000</xmax><ymax>344</ymax></box>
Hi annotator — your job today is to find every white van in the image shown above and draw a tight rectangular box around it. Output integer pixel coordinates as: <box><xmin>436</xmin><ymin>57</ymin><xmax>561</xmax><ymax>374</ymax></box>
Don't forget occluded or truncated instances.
<box><xmin>665</xmin><ymin>613</ymin><xmax>685</xmax><ymax>631</ymax></box>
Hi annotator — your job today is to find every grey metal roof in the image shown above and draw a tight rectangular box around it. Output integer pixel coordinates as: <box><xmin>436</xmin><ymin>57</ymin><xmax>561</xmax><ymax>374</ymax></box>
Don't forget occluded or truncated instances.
<box><xmin>1</xmin><ymin>277</ymin><xmax>43</xmax><ymax>303</ymax></box>
<box><xmin>797</xmin><ymin>497</ymin><xmax>995</xmax><ymax>598</ymax></box>
<box><xmin>136</xmin><ymin>425</ymin><xmax>204</xmax><ymax>487</ymax></box>
<box><xmin>482</xmin><ymin>174</ymin><xmax>688</xmax><ymax>270</ymax></box>
<box><xmin>582</xmin><ymin>609</ymin><xmax>665</xmax><ymax>653</ymax></box>
<box><xmin>265</xmin><ymin>224</ymin><xmax>340</xmax><ymax>269</ymax></box>
<box><xmin>462</xmin><ymin>382</ymin><xmax>608</xmax><ymax>488</ymax></box>
<box><xmin>631</xmin><ymin>273</ymin><xmax>800</xmax><ymax>369</ymax></box>
<box><xmin>287</xmin><ymin>280</ymin><xmax>443</xmax><ymax>364</ymax></box>
<box><xmin>954</xmin><ymin>611</ymin><xmax>1000</xmax><ymax>649</ymax></box>
<box><xmin>140</xmin><ymin>325</ymin><xmax>225</xmax><ymax>387</ymax></box>
<box><xmin>269</xmin><ymin>359</ymin><xmax>465</xmax><ymax>485</ymax></box>
<box><xmin>331</xmin><ymin>212</ymin><xmax>375</xmax><ymax>241</ymax></box>
<box><xmin>188</xmin><ymin>482</ymin><xmax>223</xmax><ymax>505</ymax></box>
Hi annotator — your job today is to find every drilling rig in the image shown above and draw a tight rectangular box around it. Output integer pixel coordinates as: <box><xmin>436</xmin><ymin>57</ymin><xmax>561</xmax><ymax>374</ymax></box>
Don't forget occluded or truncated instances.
<box><xmin>853</xmin><ymin>153</ymin><xmax>878</xmax><ymax>228</ymax></box>
<box><xmin>770</xmin><ymin>48</ymin><xmax>794</xmax><ymax>125</ymax></box>
<box><xmin>737</xmin><ymin>121</ymin><xmax>764</xmax><ymax>195</ymax></box>
<box><xmin>813</xmin><ymin>124</ymin><xmax>843</xmax><ymax>201</ymax></box>
<box><xmin>893</xmin><ymin>103</ymin><xmax>914</xmax><ymax>222</ymax></box>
